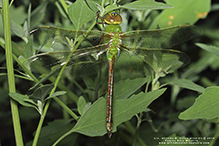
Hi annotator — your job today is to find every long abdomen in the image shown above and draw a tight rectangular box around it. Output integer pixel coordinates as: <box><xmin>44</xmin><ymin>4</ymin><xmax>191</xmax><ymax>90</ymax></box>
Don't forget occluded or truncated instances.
<box><xmin>106</xmin><ymin>59</ymin><xmax>115</xmax><ymax>138</ymax></box>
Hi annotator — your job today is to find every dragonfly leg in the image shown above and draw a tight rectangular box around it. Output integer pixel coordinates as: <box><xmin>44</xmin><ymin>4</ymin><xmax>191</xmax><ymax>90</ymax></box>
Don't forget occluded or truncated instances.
<box><xmin>96</xmin><ymin>12</ymin><xmax>107</xmax><ymax>24</ymax></box>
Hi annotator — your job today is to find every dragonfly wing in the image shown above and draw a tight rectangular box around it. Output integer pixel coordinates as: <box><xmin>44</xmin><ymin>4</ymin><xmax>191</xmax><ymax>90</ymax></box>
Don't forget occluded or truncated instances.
<box><xmin>118</xmin><ymin>44</ymin><xmax>190</xmax><ymax>76</ymax></box>
<box><xmin>27</xmin><ymin>44</ymin><xmax>109</xmax><ymax>77</ymax></box>
<box><xmin>114</xmin><ymin>47</ymin><xmax>154</xmax><ymax>81</ymax></box>
<box><xmin>31</xmin><ymin>25</ymin><xmax>107</xmax><ymax>53</ymax></box>
<box><xmin>122</xmin><ymin>25</ymin><xmax>201</xmax><ymax>48</ymax></box>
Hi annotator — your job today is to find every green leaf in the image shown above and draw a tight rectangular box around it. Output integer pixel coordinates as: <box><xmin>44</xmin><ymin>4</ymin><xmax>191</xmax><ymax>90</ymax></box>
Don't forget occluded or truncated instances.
<box><xmin>68</xmin><ymin>0</ymin><xmax>96</xmax><ymax>30</ymax></box>
<box><xmin>114</xmin><ymin>78</ymin><xmax>147</xmax><ymax>99</ymax></box>
<box><xmin>36</xmin><ymin>119</ymin><xmax>76</xmax><ymax>146</ymax></box>
<box><xmin>0</xmin><ymin>37</ymin><xmax>5</xmax><ymax>48</ymax></box>
<box><xmin>104</xmin><ymin>4</ymin><xmax>120</xmax><ymax>15</ymax></box>
<box><xmin>176</xmin><ymin>96</ymin><xmax>196</xmax><ymax>110</ymax></box>
<box><xmin>9</xmin><ymin>92</ymin><xmax>37</xmax><ymax>108</ymax></box>
<box><xmin>0</xmin><ymin>5</ymin><xmax>27</xmax><ymax>36</ymax></box>
<box><xmin>181</xmin><ymin>52</ymin><xmax>217</xmax><ymax>78</ymax></box>
<box><xmin>85</xmin><ymin>0</ymin><xmax>99</xmax><ymax>13</ymax></box>
<box><xmin>167</xmin><ymin>79</ymin><xmax>205</xmax><ymax>93</ymax></box>
<box><xmin>210</xmin><ymin>57</ymin><xmax>219</xmax><ymax>70</ymax></box>
<box><xmin>156</xmin><ymin>52</ymin><xmax>187</xmax><ymax>75</ymax></box>
<box><xmin>179</xmin><ymin>86</ymin><xmax>219</xmax><ymax>120</ymax></box>
<box><xmin>47</xmin><ymin>91</ymin><xmax>67</xmax><ymax>99</ymax></box>
<box><xmin>30</xmin><ymin>1</ymin><xmax>48</xmax><ymax>27</ymax></box>
<box><xmin>10</xmin><ymin>20</ymin><xmax>24</xmax><ymax>38</ymax></box>
<box><xmin>150</xmin><ymin>0</ymin><xmax>211</xmax><ymax>28</ymax></box>
<box><xmin>9</xmin><ymin>92</ymin><xmax>42</xmax><ymax>114</ymax></box>
<box><xmin>55</xmin><ymin>1</ymin><xmax>68</xmax><ymax>18</ymax></box>
<box><xmin>196</xmin><ymin>43</ymin><xmax>219</xmax><ymax>56</ymax></box>
<box><xmin>121</xmin><ymin>0</ymin><xmax>173</xmax><ymax>11</ymax></box>
<box><xmin>77</xmin><ymin>96</ymin><xmax>87</xmax><ymax>115</ymax></box>
<box><xmin>70</xmin><ymin>88</ymin><xmax>166</xmax><ymax>137</ymax></box>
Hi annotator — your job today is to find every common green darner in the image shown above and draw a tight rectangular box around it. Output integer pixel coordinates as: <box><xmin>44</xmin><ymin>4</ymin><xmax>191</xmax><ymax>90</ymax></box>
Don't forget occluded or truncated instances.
<box><xmin>28</xmin><ymin>11</ymin><xmax>201</xmax><ymax>138</ymax></box>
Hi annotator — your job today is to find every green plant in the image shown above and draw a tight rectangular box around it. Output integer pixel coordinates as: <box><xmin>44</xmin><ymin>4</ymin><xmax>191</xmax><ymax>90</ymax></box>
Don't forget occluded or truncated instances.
<box><xmin>1</xmin><ymin>0</ymin><xmax>219</xmax><ymax>146</ymax></box>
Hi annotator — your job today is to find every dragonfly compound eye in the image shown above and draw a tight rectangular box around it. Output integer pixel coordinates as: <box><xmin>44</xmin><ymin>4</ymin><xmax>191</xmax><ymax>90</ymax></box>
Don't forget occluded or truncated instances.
<box><xmin>111</xmin><ymin>12</ymin><xmax>118</xmax><ymax>17</ymax></box>
<box><xmin>104</xmin><ymin>11</ymin><xmax>122</xmax><ymax>25</ymax></box>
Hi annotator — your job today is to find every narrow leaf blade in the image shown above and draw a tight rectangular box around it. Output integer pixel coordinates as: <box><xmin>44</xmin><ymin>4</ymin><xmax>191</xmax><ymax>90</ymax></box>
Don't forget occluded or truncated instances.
<box><xmin>167</xmin><ymin>79</ymin><xmax>205</xmax><ymax>93</ymax></box>
<box><xmin>196</xmin><ymin>43</ymin><xmax>219</xmax><ymax>56</ymax></box>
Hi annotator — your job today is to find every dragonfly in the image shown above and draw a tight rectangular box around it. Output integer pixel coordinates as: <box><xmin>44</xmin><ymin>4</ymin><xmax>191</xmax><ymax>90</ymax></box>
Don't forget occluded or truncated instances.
<box><xmin>28</xmin><ymin>11</ymin><xmax>201</xmax><ymax>138</ymax></box>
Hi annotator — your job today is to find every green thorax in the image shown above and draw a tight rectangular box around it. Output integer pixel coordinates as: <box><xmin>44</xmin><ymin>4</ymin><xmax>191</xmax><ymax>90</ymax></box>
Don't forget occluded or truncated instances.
<box><xmin>104</xmin><ymin>10</ymin><xmax>122</xmax><ymax>34</ymax></box>
<box><xmin>103</xmin><ymin>11</ymin><xmax>123</xmax><ymax>61</ymax></box>
<box><xmin>105</xmin><ymin>24</ymin><xmax>122</xmax><ymax>34</ymax></box>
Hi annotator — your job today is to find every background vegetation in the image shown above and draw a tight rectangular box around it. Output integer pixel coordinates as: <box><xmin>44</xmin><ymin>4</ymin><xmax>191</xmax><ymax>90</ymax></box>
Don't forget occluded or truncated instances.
<box><xmin>1</xmin><ymin>0</ymin><xmax>219</xmax><ymax>146</ymax></box>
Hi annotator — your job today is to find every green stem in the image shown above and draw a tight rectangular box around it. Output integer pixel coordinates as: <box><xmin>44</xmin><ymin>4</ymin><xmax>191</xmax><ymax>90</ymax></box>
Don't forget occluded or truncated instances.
<box><xmin>32</xmin><ymin>44</ymin><xmax>72</xmax><ymax>146</ymax></box>
<box><xmin>2</xmin><ymin>0</ymin><xmax>24</xmax><ymax>145</ymax></box>
<box><xmin>13</xmin><ymin>51</ymin><xmax>79</xmax><ymax>119</ymax></box>
<box><xmin>6</xmin><ymin>44</ymin><xmax>79</xmax><ymax>117</ymax></box>
<box><xmin>124</xmin><ymin>121</ymin><xmax>135</xmax><ymax>135</ymax></box>
<box><xmin>62</xmin><ymin>95</ymin><xmax>70</xmax><ymax>119</ymax></box>
<box><xmin>72</xmin><ymin>79</ymin><xmax>86</xmax><ymax>93</ymax></box>
<box><xmin>53</xmin><ymin>97</ymin><xmax>79</xmax><ymax>120</ymax></box>
<box><xmin>146</xmin><ymin>113</ymin><xmax>158</xmax><ymax>132</ymax></box>
<box><xmin>124</xmin><ymin>120</ymin><xmax>147</xmax><ymax>146</ymax></box>
<box><xmin>59</xmin><ymin>0</ymin><xmax>68</xmax><ymax>15</ymax></box>
<box><xmin>32</xmin><ymin>20</ymin><xmax>97</xmax><ymax>146</ymax></box>
<box><xmin>151</xmin><ymin>73</ymin><xmax>160</xmax><ymax>91</ymax></box>
<box><xmin>101</xmin><ymin>0</ymin><xmax>105</xmax><ymax>8</ymax></box>
<box><xmin>32</xmin><ymin>99</ymin><xmax>51</xmax><ymax>146</ymax></box>
<box><xmin>32</xmin><ymin>62</ymin><xmax>78</xmax><ymax>145</ymax></box>
<box><xmin>3</xmin><ymin>43</ymin><xmax>79</xmax><ymax>119</ymax></box>
<box><xmin>52</xmin><ymin>129</ymin><xmax>72</xmax><ymax>146</ymax></box>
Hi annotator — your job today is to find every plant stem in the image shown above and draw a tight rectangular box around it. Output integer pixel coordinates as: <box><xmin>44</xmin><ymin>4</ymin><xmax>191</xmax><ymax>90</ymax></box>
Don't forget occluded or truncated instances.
<box><xmin>32</xmin><ymin>20</ymin><xmax>97</xmax><ymax>146</ymax></box>
<box><xmin>3</xmin><ymin>0</ymin><xmax>24</xmax><ymax>145</ymax></box>
<box><xmin>59</xmin><ymin>0</ymin><xmax>68</xmax><ymax>15</ymax></box>
<box><xmin>32</xmin><ymin>99</ymin><xmax>51</xmax><ymax>146</ymax></box>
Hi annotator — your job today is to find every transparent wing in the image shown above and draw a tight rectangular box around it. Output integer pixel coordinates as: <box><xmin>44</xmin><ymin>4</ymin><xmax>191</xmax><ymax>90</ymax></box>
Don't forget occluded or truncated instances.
<box><xmin>122</xmin><ymin>25</ymin><xmax>201</xmax><ymax>48</ymax></box>
<box><xmin>30</xmin><ymin>25</ymin><xmax>109</xmax><ymax>53</ymax></box>
<box><xmin>26</xmin><ymin>25</ymin><xmax>196</xmax><ymax>81</ymax></box>
<box><xmin>26</xmin><ymin>25</ymin><xmax>113</xmax><ymax>77</ymax></box>
<box><xmin>116</xmin><ymin>44</ymin><xmax>190</xmax><ymax>78</ymax></box>
<box><xmin>27</xmin><ymin>44</ymin><xmax>109</xmax><ymax>77</ymax></box>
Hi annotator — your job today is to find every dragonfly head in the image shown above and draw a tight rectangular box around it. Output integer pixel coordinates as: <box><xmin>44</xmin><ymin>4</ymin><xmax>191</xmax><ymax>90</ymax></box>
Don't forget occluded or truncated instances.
<box><xmin>104</xmin><ymin>11</ymin><xmax>122</xmax><ymax>25</ymax></box>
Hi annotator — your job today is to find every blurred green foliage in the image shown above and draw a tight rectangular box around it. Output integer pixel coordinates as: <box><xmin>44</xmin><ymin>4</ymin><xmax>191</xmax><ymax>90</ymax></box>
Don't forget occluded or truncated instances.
<box><xmin>1</xmin><ymin>0</ymin><xmax>219</xmax><ymax>146</ymax></box>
